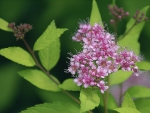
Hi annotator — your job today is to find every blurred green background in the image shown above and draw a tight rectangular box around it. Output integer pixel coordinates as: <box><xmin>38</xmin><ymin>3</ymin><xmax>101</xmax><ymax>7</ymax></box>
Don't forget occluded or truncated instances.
<box><xmin>0</xmin><ymin>0</ymin><xmax>150</xmax><ymax>113</ymax></box>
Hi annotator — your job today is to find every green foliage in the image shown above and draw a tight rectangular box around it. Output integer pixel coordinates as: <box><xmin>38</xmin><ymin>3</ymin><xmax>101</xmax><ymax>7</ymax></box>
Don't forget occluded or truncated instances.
<box><xmin>59</xmin><ymin>79</ymin><xmax>80</xmax><ymax>91</ymax></box>
<box><xmin>79</xmin><ymin>89</ymin><xmax>100</xmax><ymax>113</ymax></box>
<box><xmin>90</xmin><ymin>0</ymin><xmax>103</xmax><ymax>27</ymax></box>
<box><xmin>38</xmin><ymin>38</ymin><xmax>60</xmax><ymax>71</ymax></box>
<box><xmin>114</xmin><ymin>93</ymin><xmax>140</xmax><ymax>113</ymax></box>
<box><xmin>0</xmin><ymin>47</ymin><xmax>35</xmax><ymax>67</ymax></box>
<box><xmin>21</xmin><ymin>102</ymin><xmax>80</xmax><ymax>113</ymax></box>
<box><xmin>126</xmin><ymin>85</ymin><xmax>150</xmax><ymax>98</ymax></box>
<box><xmin>33</xmin><ymin>20</ymin><xmax>67</xmax><ymax>51</ymax></box>
<box><xmin>98</xmin><ymin>91</ymin><xmax>118</xmax><ymax>110</ymax></box>
<box><xmin>118</xmin><ymin>6</ymin><xmax>149</xmax><ymax>55</ymax></box>
<box><xmin>18</xmin><ymin>69</ymin><xmax>60</xmax><ymax>92</ymax></box>
<box><xmin>136</xmin><ymin>61</ymin><xmax>150</xmax><ymax>70</ymax></box>
<box><xmin>122</xmin><ymin>93</ymin><xmax>136</xmax><ymax>109</ymax></box>
<box><xmin>114</xmin><ymin>107</ymin><xmax>141</xmax><ymax>113</ymax></box>
<box><xmin>0</xmin><ymin>18</ymin><xmax>12</xmax><ymax>32</ymax></box>
<box><xmin>134</xmin><ymin>99</ymin><xmax>150</xmax><ymax>113</ymax></box>
<box><xmin>109</xmin><ymin>70</ymin><xmax>132</xmax><ymax>86</ymax></box>
<box><xmin>0</xmin><ymin>63</ymin><xmax>20</xmax><ymax>112</ymax></box>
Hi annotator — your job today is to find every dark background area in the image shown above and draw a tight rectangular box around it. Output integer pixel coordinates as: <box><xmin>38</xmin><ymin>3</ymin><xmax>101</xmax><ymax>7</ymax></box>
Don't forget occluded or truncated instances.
<box><xmin>0</xmin><ymin>0</ymin><xmax>150</xmax><ymax>113</ymax></box>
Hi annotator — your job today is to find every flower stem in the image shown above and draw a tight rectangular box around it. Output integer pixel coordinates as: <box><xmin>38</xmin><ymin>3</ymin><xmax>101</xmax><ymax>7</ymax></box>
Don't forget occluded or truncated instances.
<box><xmin>22</xmin><ymin>38</ymin><xmax>82</xmax><ymax>105</ymax></box>
<box><xmin>119</xmin><ymin>83</ymin><xmax>123</xmax><ymax>106</ymax></box>
<box><xmin>102</xmin><ymin>94</ymin><xmax>108</xmax><ymax>113</ymax></box>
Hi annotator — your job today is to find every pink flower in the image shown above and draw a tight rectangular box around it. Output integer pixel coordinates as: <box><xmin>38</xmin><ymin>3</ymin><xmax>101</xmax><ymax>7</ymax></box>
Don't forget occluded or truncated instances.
<box><xmin>67</xmin><ymin>22</ymin><xmax>141</xmax><ymax>93</ymax></box>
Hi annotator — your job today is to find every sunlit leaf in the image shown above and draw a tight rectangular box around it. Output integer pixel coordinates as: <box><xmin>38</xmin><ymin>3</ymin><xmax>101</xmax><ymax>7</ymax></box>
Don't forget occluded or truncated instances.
<box><xmin>126</xmin><ymin>85</ymin><xmax>150</xmax><ymax>98</ymax></box>
<box><xmin>122</xmin><ymin>93</ymin><xmax>136</xmax><ymax>109</ymax></box>
<box><xmin>0</xmin><ymin>18</ymin><xmax>12</xmax><ymax>32</ymax></box>
<box><xmin>21</xmin><ymin>102</ymin><xmax>80</xmax><ymax>113</ymax></box>
<box><xmin>114</xmin><ymin>107</ymin><xmax>141</xmax><ymax>113</ymax></box>
<box><xmin>80</xmin><ymin>89</ymin><xmax>100</xmax><ymax>112</ymax></box>
<box><xmin>136</xmin><ymin>61</ymin><xmax>150</xmax><ymax>70</ymax></box>
<box><xmin>118</xmin><ymin>6</ymin><xmax>149</xmax><ymax>55</ymax></box>
<box><xmin>18</xmin><ymin>69</ymin><xmax>60</xmax><ymax>92</ymax></box>
<box><xmin>59</xmin><ymin>79</ymin><xmax>80</xmax><ymax>91</ymax></box>
<box><xmin>38</xmin><ymin>38</ymin><xmax>60</xmax><ymax>71</ymax></box>
<box><xmin>90</xmin><ymin>0</ymin><xmax>103</xmax><ymax>26</ymax></box>
<box><xmin>0</xmin><ymin>47</ymin><xmax>35</xmax><ymax>67</ymax></box>
<box><xmin>34</xmin><ymin>20</ymin><xmax>67</xmax><ymax>51</ymax></box>
<box><xmin>134</xmin><ymin>99</ymin><xmax>150</xmax><ymax>113</ymax></box>
<box><xmin>109</xmin><ymin>70</ymin><xmax>132</xmax><ymax>86</ymax></box>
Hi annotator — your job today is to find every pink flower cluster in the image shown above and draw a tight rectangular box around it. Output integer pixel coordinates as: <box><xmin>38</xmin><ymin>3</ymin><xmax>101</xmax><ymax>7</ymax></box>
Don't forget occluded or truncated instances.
<box><xmin>68</xmin><ymin>23</ymin><xmax>141</xmax><ymax>93</ymax></box>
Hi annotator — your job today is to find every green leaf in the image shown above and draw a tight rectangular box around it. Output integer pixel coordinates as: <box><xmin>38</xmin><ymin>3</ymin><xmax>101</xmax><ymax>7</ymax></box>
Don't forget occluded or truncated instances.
<box><xmin>18</xmin><ymin>69</ymin><xmax>61</xmax><ymax>92</ymax></box>
<box><xmin>118</xmin><ymin>6</ymin><xmax>149</xmax><ymax>55</ymax></box>
<box><xmin>80</xmin><ymin>89</ymin><xmax>100</xmax><ymax>112</ymax></box>
<box><xmin>34</xmin><ymin>20</ymin><xmax>67</xmax><ymax>51</ymax></box>
<box><xmin>136</xmin><ymin>61</ymin><xmax>150</xmax><ymax>70</ymax></box>
<box><xmin>134</xmin><ymin>99</ymin><xmax>150</xmax><ymax>113</ymax></box>
<box><xmin>122</xmin><ymin>93</ymin><xmax>136</xmax><ymax>109</ymax></box>
<box><xmin>109</xmin><ymin>70</ymin><xmax>132</xmax><ymax>86</ymax></box>
<box><xmin>38</xmin><ymin>38</ymin><xmax>60</xmax><ymax>71</ymax></box>
<box><xmin>0</xmin><ymin>18</ymin><xmax>12</xmax><ymax>32</ymax></box>
<box><xmin>98</xmin><ymin>91</ymin><xmax>117</xmax><ymax>110</ymax></box>
<box><xmin>59</xmin><ymin>79</ymin><xmax>80</xmax><ymax>91</ymax></box>
<box><xmin>0</xmin><ymin>47</ymin><xmax>35</xmax><ymax>67</ymax></box>
<box><xmin>90</xmin><ymin>0</ymin><xmax>103</xmax><ymax>26</ymax></box>
<box><xmin>114</xmin><ymin>107</ymin><xmax>141</xmax><ymax>113</ymax></box>
<box><xmin>126</xmin><ymin>85</ymin><xmax>150</xmax><ymax>98</ymax></box>
<box><xmin>21</xmin><ymin>102</ymin><xmax>80</xmax><ymax>113</ymax></box>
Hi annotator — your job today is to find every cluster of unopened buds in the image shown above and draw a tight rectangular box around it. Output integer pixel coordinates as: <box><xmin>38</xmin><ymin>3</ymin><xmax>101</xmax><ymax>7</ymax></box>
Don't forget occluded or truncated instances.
<box><xmin>67</xmin><ymin>23</ymin><xmax>141</xmax><ymax>93</ymax></box>
<box><xmin>8</xmin><ymin>22</ymin><xmax>32</xmax><ymax>40</ymax></box>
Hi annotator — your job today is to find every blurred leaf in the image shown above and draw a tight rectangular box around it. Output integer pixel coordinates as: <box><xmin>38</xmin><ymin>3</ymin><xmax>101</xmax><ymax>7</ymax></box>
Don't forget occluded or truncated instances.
<box><xmin>0</xmin><ymin>47</ymin><xmax>35</xmax><ymax>67</ymax></box>
<box><xmin>136</xmin><ymin>61</ymin><xmax>150</xmax><ymax>70</ymax></box>
<box><xmin>34</xmin><ymin>20</ymin><xmax>67</xmax><ymax>51</ymax></box>
<box><xmin>114</xmin><ymin>107</ymin><xmax>141</xmax><ymax>113</ymax></box>
<box><xmin>109</xmin><ymin>70</ymin><xmax>132</xmax><ymax>86</ymax></box>
<box><xmin>118</xmin><ymin>6</ymin><xmax>149</xmax><ymax>55</ymax></box>
<box><xmin>80</xmin><ymin>89</ymin><xmax>100</xmax><ymax>112</ymax></box>
<box><xmin>0</xmin><ymin>18</ymin><xmax>12</xmax><ymax>32</ymax></box>
<box><xmin>37</xmin><ymin>89</ymin><xmax>78</xmax><ymax>103</ymax></box>
<box><xmin>98</xmin><ymin>91</ymin><xmax>117</xmax><ymax>110</ymax></box>
<box><xmin>90</xmin><ymin>0</ymin><xmax>103</xmax><ymax>26</ymax></box>
<box><xmin>126</xmin><ymin>85</ymin><xmax>150</xmax><ymax>98</ymax></box>
<box><xmin>134</xmin><ymin>99</ymin><xmax>150</xmax><ymax>113</ymax></box>
<box><xmin>0</xmin><ymin>63</ymin><xmax>20</xmax><ymax>112</ymax></box>
<box><xmin>18</xmin><ymin>69</ymin><xmax>60</xmax><ymax>92</ymax></box>
<box><xmin>59</xmin><ymin>79</ymin><xmax>80</xmax><ymax>91</ymax></box>
<box><xmin>122</xmin><ymin>93</ymin><xmax>136</xmax><ymax>109</ymax></box>
<box><xmin>38</xmin><ymin>38</ymin><xmax>60</xmax><ymax>71</ymax></box>
<box><xmin>21</xmin><ymin>102</ymin><xmax>80</xmax><ymax>113</ymax></box>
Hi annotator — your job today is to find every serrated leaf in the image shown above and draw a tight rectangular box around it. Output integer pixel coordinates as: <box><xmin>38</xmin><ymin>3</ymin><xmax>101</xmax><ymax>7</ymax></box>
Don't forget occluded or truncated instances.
<box><xmin>126</xmin><ymin>86</ymin><xmax>150</xmax><ymax>98</ymax></box>
<box><xmin>122</xmin><ymin>93</ymin><xmax>136</xmax><ymax>109</ymax></box>
<box><xmin>18</xmin><ymin>69</ymin><xmax>60</xmax><ymax>92</ymax></box>
<box><xmin>38</xmin><ymin>38</ymin><xmax>60</xmax><ymax>71</ymax></box>
<box><xmin>136</xmin><ymin>61</ymin><xmax>150</xmax><ymax>70</ymax></box>
<box><xmin>59</xmin><ymin>79</ymin><xmax>80</xmax><ymax>91</ymax></box>
<box><xmin>134</xmin><ymin>99</ymin><xmax>150</xmax><ymax>113</ymax></box>
<box><xmin>34</xmin><ymin>20</ymin><xmax>67</xmax><ymax>51</ymax></box>
<box><xmin>90</xmin><ymin>0</ymin><xmax>103</xmax><ymax>26</ymax></box>
<box><xmin>80</xmin><ymin>89</ymin><xmax>100</xmax><ymax>112</ymax></box>
<box><xmin>0</xmin><ymin>18</ymin><xmax>12</xmax><ymax>32</ymax></box>
<box><xmin>0</xmin><ymin>47</ymin><xmax>35</xmax><ymax>67</ymax></box>
<box><xmin>114</xmin><ymin>107</ymin><xmax>141</xmax><ymax>113</ymax></box>
<box><xmin>118</xmin><ymin>6</ymin><xmax>149</xmax><ymax>55</ymax></box>
<box><xmin>21</xmin><ymin>102</ymin><xmax>80</xmax><ymax>113</ymax></box>
<box><xmin>109</xmin><ymin>70</ymin><xmax>132</xmax><ymax>86</ymax></box>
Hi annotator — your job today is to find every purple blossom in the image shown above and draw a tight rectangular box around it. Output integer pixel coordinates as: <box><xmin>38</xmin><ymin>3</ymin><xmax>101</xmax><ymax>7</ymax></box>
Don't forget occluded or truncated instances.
<box><xmin>67</xmin><ymin>23</ymin><xmax>141</xmax><ymax>93</ymax></box>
